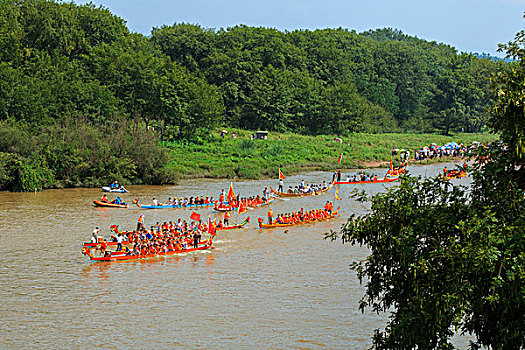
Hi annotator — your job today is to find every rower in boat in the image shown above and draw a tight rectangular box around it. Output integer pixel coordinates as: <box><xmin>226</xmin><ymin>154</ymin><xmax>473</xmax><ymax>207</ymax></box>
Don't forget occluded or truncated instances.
<box><xmin>259</xmin><ymin>206</ymin><xmax>339</xmax><ymax>228</ymax></box>
<box><xmin>100</xmin><ymin>194</ymin><xmax>108</xmax><ymax>203</ymax></box>
<box><xmin>111</xmin><ymin>196</ymin><xmax>125</xmax><ymax>205</ymax></box>
<box><xmin>82</xmin><ymin>214</ymin><xmax>215</xmax><ymax>261</ymax></box>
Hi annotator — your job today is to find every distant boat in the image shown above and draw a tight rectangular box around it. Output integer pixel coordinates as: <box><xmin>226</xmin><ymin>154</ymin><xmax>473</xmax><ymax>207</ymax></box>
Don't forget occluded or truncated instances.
<box><xmin>102</xmin><ymin>186</ymin><xmax>129</xmax><ymax>193</ymax></box>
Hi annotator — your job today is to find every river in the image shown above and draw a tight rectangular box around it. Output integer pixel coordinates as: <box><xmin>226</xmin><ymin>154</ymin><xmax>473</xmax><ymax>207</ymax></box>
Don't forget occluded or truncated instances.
<box><xmin>0</xmin><ymin>162</ymin><xmax>471</xmax><ymax>349</ymax></box>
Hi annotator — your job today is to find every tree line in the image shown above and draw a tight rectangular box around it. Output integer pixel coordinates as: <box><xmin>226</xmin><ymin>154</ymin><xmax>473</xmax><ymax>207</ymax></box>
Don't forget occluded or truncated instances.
<box><xmin>327</xmin><ymin>22</ymin><xmax>525</xmax><ymax>349</ymax></box>
<box><xmin>0</xmin><ymin>0</ymin><xmax>510</xmax><ymax>190</ymax></box>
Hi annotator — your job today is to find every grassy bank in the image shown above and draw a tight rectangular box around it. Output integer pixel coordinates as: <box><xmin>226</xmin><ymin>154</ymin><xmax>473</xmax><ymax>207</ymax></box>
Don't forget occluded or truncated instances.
<box><xmin>164</xmin><ymin>130</ymin><xmax>498</xmax><ymax>180</ymax></box>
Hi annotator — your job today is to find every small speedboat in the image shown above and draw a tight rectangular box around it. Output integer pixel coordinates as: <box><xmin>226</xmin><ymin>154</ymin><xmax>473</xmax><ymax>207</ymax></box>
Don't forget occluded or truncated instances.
<box><xmin>102</xmin><ymin>186</ymin><xmax>129</xmax><ymax>193</ymax></box>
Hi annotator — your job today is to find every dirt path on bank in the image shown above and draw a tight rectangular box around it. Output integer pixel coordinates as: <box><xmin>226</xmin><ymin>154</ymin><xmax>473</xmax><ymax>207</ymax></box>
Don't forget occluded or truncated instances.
<box><xmin>356</xmin><ymin>160</ymin><xmax>391</xmax><ymax>168</ymax></box>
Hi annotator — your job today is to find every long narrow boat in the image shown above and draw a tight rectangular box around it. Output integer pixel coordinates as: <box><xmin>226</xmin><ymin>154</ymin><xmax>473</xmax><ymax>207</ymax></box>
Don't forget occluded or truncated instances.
<box><xmin>102</xmin><ymin>186</ymin><xmax>129</xmax><ymax>193</ymax></box>
<box><xmin>214</xmin><ymin>197</ymin><xmax>275</xmax><ymax>212</ymax></box>
<box><xmin>270</xmin><ymin>182</ymin><xmax>334</xmax><ymax>198</ymax></box>
<box><xmin>334</xmin><ymin>177</ymin><xmax>398</xmax><ymax>185</ymax></box>
<box><xmin>385</xmin><ymin>157</ymin><xmax>408</xmax><ymax>177</ymax></box>
<box><xmin>82</xmin><ymin>240</ymin><xmax>212</xmax><ymax>261</ymax></box>
<box><xmin>259</xmin><ymin>209</ymin><xmax>340</xmax><ymax>229</ymax></box>
<box><xmin>216</xmin><ymin>217</ymin><xmax>250</xmax><ymax>231</ymax></box>
<box><xmin>443</xmin><ymin>171</ymin><xmax>467</xmax><ymax>181</ymax></box>
<box><xmin>387</xmin><ymin>168</ymin><xmax>407</xmax><ymax>176</ymax></box>
<box><xmin>132</xmin><ymin>198</ymin><xmax>215</xmax><ymax>210</ymax></box>
<box><xmin>93</xmin><ymin>199</ymin><xmax>128</xmax><ymax>208</ymax></box>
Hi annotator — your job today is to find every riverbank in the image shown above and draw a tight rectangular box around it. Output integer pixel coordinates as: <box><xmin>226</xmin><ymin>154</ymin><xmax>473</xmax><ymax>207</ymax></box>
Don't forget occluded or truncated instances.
<box><xmin>0</xmin><ymin>129</ymin><xmax>497</xmax><ymax>192</ymax></box>
<box><xmin>164</xmin><ymin>131</ymin><xmax>497</xmax><ymax>180</ymax></box>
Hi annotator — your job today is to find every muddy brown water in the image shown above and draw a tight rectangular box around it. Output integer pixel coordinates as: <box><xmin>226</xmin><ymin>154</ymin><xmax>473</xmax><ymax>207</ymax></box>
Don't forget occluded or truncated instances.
<box><xmin>0</xmin><ymin>163</ymin><xmax>472</xmax><ymax>348</ymax></box>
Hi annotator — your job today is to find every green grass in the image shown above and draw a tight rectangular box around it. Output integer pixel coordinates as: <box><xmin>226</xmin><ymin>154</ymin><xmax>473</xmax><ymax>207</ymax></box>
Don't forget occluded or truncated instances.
<box><xmin>164</xmin><ymin>130</ymin><xmax>498</xmax><ymax>180</ymax></box>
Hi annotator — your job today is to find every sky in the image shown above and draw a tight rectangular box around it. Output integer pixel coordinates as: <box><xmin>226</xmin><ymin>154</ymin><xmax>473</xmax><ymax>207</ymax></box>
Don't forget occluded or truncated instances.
<box><xmin>76</xmin><ymin>0</ymin><xmax>525</xmax><ymax>56</ymax></box>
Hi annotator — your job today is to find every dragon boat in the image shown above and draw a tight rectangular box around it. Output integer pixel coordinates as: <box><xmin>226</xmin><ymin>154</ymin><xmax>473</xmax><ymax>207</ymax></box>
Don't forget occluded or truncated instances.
<box><xmin>270</xmin><ymin>182</ymin><xmax>334</xmax><ymax>198</ymax></box>
<box><xmin>93</xmin><ymin>199</ymin><xmax>128</xmax><ymax>208</ymax></box>
<box><xmin>443</xmin><ymin>170</ymin><xmax>467</xmax><ymax>181</ymax></box>
<box><xmin>334</xmin><ymin>177</ymin><xmax>398</xmax><ymax>185</ymax></box>
<box><xmin>81</xmin><ymin>240</ymin><xmax>213</xmax><ymax>261</ymax></box>
<box><xmin>81</xmin><ymin>225</ymin><xmax>214</xmax><ymax>261</ymax></box>
<box><xmin>216</xmin><ymin>217</ymin><xmax>250</xmax><ymax>231</ymax></box>
<box><xmin>132</xmin><ymin>198</ymin><xmax>215</xmax><ymax>210</ymax></box>
<box><xmin>385</xmin><ymin>158</ymin><xmax>408</xmax><ymax>177</ymax></box>
<box><xmin>214</xmin><ymin>197</ymin><xmax>275</xmax><ymax>212</ymax></box>
<box><xmin>259</xmin><ymin>208</ymin><xmax>340</xmax><ymax>229</ymax></box>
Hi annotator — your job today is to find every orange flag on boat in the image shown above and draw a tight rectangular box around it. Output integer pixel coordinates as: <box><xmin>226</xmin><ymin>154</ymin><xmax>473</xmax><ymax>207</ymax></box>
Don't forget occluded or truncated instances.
<box><xmin>238</xmin><ymin>202</ymin><xmax>247</xmax><ymax>214</ymax></box>
<box><xmin>278</xmin><ymin>168</ymin><xmax>286</xmax><ymax>180</ymax></box>
<box><xmin>227</xmin><ymin>182</ymin><xmax>236</xmax><ymax>203</ymax></box>
<box><xmin>338</xmin><ymin>153</ymin><xmax>343</xmax><ymax>164</ymax></box>
<box><xmin>190</xmin><ymin>211</ymin><xmax>201</xmax><ymax>222</ymax></box>
<box><xmin>207</xmin><ymin>216</ymin><xmax>214</xmax><ymax>234</ymax></box>
<box><xmin>210</xmin><ymin>218</ymin><xmax>218</xmax><ymax>237</ymax></box>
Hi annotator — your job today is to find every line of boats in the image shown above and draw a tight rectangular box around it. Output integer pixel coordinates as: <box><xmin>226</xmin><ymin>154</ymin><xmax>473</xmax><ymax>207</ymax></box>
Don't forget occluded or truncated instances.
<box><xmin>83</xmin><ymin>180</ymin><xmax>343</xmax><ymax>261</ymax></box>
<box><xmin>84</xmin><ymin>162</ymin><xmax>466</xmax><ymax>262</ymax></box>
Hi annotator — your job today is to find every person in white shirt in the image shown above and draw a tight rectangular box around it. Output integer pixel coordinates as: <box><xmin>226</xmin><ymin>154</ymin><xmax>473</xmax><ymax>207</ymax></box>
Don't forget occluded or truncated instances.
<box><xmin>91</xmin><ymin>227</ymin><xmax>100</xmax><ymax>243</ymax></box>
<box><xmin>152</xmin><ymin>198</ymin><xmax>159</xmax><ymax>206</ymax></box>
<box><xmin>116</xmin><ymin>233</ymin><xmax>124</xmax><ymax>251</ymax></box>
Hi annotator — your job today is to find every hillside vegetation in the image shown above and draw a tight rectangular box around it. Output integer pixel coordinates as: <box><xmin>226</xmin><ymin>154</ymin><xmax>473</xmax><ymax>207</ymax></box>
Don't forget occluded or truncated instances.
<box><xmin>0</xmin><ymin>0</ymin><xmax>507</xmax><ymax>190</ymax></box>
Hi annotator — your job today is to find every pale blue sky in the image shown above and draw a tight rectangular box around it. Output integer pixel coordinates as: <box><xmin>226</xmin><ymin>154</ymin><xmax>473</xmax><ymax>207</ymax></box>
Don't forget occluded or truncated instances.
<box><xmin>76</xmin><ymin>0</ymin><xmax>525</xmax><ymax>56</ymax></box>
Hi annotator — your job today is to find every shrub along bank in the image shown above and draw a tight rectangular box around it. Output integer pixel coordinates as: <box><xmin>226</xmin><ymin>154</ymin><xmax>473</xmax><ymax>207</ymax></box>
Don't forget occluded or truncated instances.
<box><xmin>0</xmin><ymin>119</ymin><xmax>497</xmax><ymax>192</ymax></box>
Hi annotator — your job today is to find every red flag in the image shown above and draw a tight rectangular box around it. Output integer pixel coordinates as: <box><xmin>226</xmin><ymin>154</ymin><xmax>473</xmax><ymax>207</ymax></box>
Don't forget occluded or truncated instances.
<box><xmin>338</xmin><ymin>153</ymin><xmax>343</xmax><ymax>164</ymax></box>
<box><xmin>238</xmin><ymin>202</ymin><xmax>247</xmax><ymax>214</ymax></box>
<box><xmin>227</xmin><ymin>182</ymin><xmax>236</xmax><ymax>203</ymax></box>
<box><xmin>190</xmin><ymin>211</ymin><xmax>201</xmax><ymax>222</ymax></box>
<box><xmin>208</xmin><ymin>216</ymin><xmax>213</xmax><ymax>234</ymax></box>
<box><xmin>278</xmin><ymin>168</ymin><xmax>286</xmax><ymax>180</ymax></box>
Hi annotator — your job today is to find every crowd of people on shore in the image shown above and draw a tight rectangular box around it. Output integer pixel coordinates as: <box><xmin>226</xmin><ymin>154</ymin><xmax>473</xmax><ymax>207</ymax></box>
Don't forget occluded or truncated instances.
<box><xmin>89</xmin><ymin>216</ymin><xmax>215</xmax><ymax>257</ymax></box>
<box><xmin>413</xmin><ymin>142</ymin><xmax>484</xmax><ymax>161</ymax></box>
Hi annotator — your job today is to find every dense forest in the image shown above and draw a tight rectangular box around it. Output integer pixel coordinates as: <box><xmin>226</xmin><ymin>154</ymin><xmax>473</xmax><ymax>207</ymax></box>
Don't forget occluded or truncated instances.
<box><xmin>0</xmin><ymin>0</ymin><xmax>509</xmax><ymax>190</ymax></box>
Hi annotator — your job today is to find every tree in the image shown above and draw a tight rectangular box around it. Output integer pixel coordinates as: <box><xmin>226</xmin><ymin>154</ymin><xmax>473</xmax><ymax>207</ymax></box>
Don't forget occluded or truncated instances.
<box><xmin>429</xmin><ymin>54</ymin><xmax>484</xmax><ymax>135</ymax></box>
<box><xmin>327</xmin><ymin>24</ymin><xmax>525</xmax><ymax>349</ymax></box>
